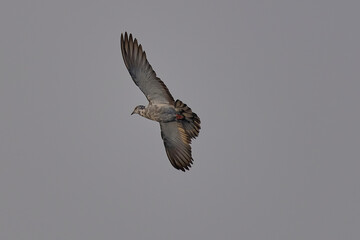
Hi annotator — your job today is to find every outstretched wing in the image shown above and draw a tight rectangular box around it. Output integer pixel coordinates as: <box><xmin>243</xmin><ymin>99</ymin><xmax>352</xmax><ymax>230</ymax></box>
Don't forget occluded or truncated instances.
<box><xmin>160</xmin><ymin>122</ymin><xmax>193</xmax><ymax>171</ymax></box>
<box><xmin>121</xmin><ymin>32</ymin><xmax>174</xmax><ymax>104</ymax></box>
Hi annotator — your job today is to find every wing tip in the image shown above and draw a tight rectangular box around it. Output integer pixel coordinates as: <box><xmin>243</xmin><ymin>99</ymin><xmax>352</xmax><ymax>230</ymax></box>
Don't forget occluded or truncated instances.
<box><xmin>173</xmin><ymin>159</ymin><xmax>193</xmax><ymax>172</ymax></box>
<box><xmin>165</xmin><ymin>148</ymin><xmax>193</xmax><ymax>172</ymax></box>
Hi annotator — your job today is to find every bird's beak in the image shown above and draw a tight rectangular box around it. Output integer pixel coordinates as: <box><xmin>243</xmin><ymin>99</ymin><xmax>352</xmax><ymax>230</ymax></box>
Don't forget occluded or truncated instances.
<box><xmin>131</xmin><ymin>110</ymin><xmax>135</xmax><ymax>115</ymax></box>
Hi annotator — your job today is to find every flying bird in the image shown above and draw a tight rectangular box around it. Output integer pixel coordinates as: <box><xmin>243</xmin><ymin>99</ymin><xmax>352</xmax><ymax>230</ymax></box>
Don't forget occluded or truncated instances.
<box><xmin>120</xmin><ymin>32</ymin><xmax>201</xmax><ymax>171</ymax></box>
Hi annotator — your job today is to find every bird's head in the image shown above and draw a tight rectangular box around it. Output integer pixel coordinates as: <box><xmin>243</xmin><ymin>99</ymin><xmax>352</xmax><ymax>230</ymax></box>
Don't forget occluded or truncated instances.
<box><xmin>131</xmin><ymin>105</ymin><xmax>146</xmax><ymax>116</ymax></box>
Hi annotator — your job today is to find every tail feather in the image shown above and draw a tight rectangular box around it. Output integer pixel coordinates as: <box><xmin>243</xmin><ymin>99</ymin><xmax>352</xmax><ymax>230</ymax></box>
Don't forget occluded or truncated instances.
<box><xmin>175</xmin><ymin>100</ymin><xmax>201</xmax><ymax>139</ymax></box>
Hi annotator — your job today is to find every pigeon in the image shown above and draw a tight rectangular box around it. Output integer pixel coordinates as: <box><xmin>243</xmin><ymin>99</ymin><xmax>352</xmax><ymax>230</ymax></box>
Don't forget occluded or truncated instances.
<box><xmin>120</xmin><ymin>32</ymin><xmax>201</xmax><ymax>171</ymax></box>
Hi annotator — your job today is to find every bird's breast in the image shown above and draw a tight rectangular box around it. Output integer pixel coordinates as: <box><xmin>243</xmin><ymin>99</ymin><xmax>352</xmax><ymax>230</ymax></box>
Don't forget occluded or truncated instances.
<box><xmin>144</xmin><ymin>104</ymin><xmax>176</xmax><ymax>122</ymax></box>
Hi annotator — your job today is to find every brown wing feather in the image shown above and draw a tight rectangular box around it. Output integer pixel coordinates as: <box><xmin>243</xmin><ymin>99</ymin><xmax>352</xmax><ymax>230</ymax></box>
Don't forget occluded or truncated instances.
<box><xmin>121</xmin><ymin>32</ymin><xmax>174</xmax><ymax>104</ymax></box>
<box><xmin>175</xmin><ymin>100</ymin><xmax>201</xmax><ymax>139</ymax></box>
<box><xmin>160</xmin><ymin>121</ymin><xmax>193</xmax><ymax>171</ymax></box>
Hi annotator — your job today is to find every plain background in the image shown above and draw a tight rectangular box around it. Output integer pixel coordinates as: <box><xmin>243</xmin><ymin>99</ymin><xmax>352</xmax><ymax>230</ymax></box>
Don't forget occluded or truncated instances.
<box><xmin>1</xmin><ymin>0</ymin><xmax>359</xmax><ymax>239</ymax></box>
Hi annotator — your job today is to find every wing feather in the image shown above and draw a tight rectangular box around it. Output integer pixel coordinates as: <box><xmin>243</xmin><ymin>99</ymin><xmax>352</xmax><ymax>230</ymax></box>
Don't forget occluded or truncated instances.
<box><xmin>121</xmin><ymin>32</ymin><xmax>174</xmax><ymax>104</ymax></box>
<box><xmin>160</xmin><ymin>122</ymin><xmax>193</xmax><ymax>171</ymax></box>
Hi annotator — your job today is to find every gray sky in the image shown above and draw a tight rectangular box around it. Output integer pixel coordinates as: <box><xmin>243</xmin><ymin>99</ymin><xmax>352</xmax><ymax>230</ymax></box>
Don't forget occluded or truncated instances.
<box><xmin>1</xmin><ymin>0</ymin><xmax>359</xmax><ymax>239</ymax></box>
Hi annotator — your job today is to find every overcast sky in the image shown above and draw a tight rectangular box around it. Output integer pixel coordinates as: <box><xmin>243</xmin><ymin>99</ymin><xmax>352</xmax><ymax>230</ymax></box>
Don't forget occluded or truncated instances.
<box><xmin>1</xmin><ymin>0</ymin><xmax>359</xmax><ymax>239</ymax></box>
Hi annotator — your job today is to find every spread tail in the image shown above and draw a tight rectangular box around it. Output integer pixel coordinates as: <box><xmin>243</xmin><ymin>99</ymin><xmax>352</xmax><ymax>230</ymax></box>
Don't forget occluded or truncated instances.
<box><xmin>175</xmin><ymin>100</ymin><xmax>201</xmax><ymax>139</ymax></box>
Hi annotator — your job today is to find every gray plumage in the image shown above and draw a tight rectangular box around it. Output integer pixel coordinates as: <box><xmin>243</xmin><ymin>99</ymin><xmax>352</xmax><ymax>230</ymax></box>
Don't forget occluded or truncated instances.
<box><xmin>121</xmin><ymin>32</ymin><xmax>200</xmax><ymax>171</ymax></box>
